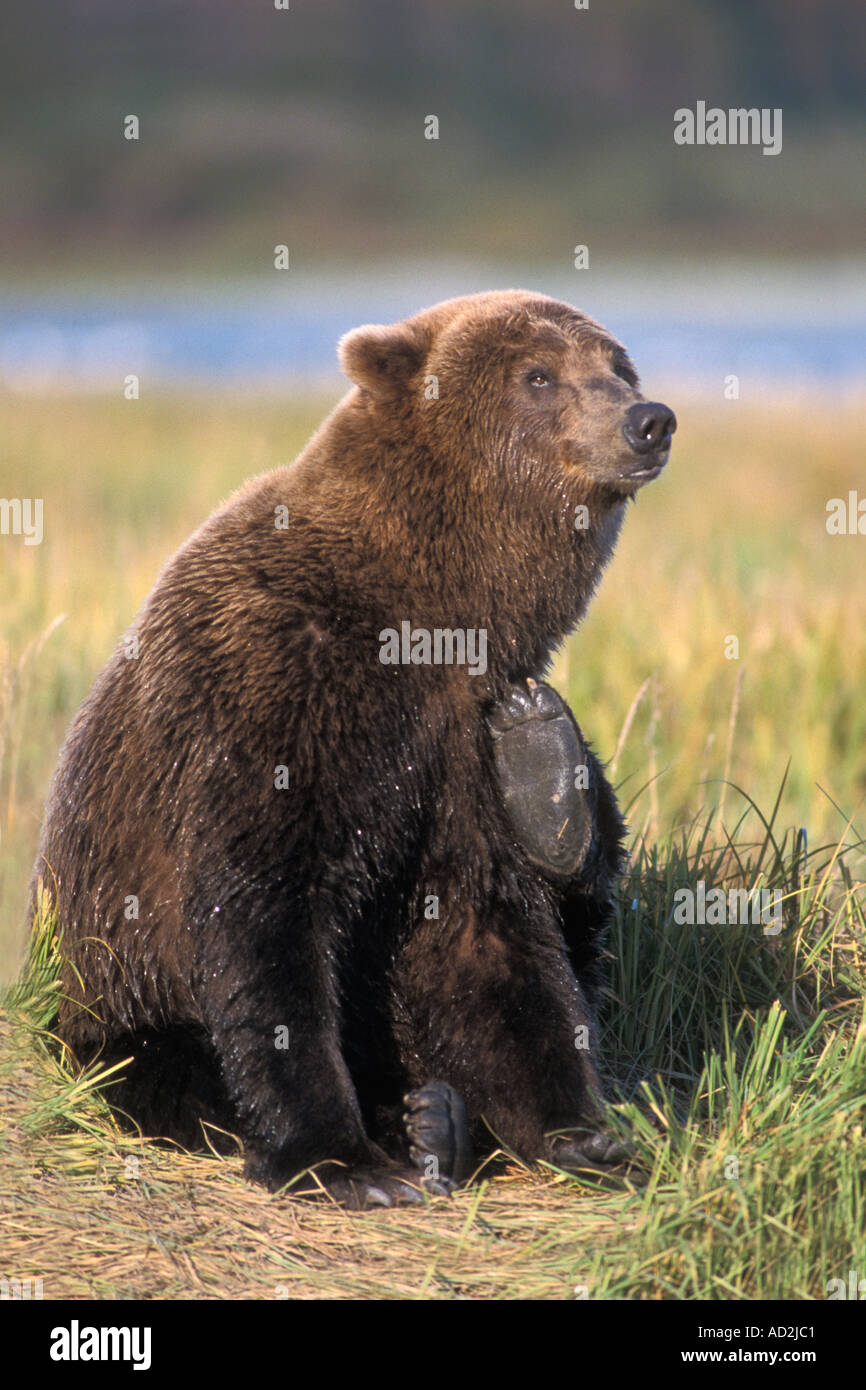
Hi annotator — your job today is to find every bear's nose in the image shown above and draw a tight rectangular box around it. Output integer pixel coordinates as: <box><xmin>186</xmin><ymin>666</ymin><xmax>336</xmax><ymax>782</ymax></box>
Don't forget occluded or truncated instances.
<box><xmin>623</xmin><ymin>402</ymin><xmax>677</xmax><ymax>455</ymax></box>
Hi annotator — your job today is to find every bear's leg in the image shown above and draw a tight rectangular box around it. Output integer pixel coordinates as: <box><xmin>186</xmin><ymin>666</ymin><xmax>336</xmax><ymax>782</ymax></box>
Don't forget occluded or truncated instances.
<box><xmin>193</xmin><ymin>893</ymin><xmax>454</xmax><ymax>1208</ymax></box>
<box><xmin>488</xmin><ymin>677</ymin><xmax>626</xmax><ymax>1006</ymax></box>
<box><xmin>488</xmin><ymin>679</ymin><xmax>593</xmax><ymax>878</ymax></box>
<box><xmin>396</xmin><ymin>892</ymin><xmax>625</xmax><ymax>1174</ymax></box>
<box><xmin>487</xmin><ymin>681</ymin><xmax>630</xmax><ymax>1172</ymax></box>
<box><xmin>98</xmin><ymin>1025</ymin><xmax>238</xmax><ymax>1151</ymax></box>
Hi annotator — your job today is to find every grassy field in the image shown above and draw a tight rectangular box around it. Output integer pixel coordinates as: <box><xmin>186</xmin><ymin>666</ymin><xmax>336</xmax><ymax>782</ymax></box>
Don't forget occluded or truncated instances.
<box><xmin>1</xmin><ymin>387</ymin><xmax>864</xmax><ymax>1299</ymax></box>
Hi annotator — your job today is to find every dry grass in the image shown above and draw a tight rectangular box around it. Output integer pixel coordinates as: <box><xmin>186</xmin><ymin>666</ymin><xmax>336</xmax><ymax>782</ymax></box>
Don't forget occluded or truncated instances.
<box><xmin>0</xmin><ymin>1013</ymin><xmax>633</xmax><ymax>1301</ymax></box>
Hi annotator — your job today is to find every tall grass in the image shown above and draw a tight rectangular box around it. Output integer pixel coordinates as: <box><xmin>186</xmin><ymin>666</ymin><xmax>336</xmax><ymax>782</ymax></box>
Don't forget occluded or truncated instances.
<box><xmin>586</xmin><ymin>798</ymin><xmax>866</xmax><ymax>1299</ymax></box>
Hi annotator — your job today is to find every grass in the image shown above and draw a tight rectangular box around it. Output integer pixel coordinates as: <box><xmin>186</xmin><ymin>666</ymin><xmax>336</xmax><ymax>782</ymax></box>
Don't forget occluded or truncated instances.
<box><xmin>0</xmin><ymin>386</ymin><xmax>864</xmax><ymax>1299</ymax></box>
<box><xmin>592</xmin><ymin>804</ymin><xmax>866</xmax><ymax>1299</ymax></box>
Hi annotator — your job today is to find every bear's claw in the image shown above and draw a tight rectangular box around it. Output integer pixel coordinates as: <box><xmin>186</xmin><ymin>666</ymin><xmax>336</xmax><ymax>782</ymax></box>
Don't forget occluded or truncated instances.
<box><xmin>321</xmin><ymin>1169</ymin><xmax>456</xmax><ymax>1209</ymax></box>
<box><xmin>244</xmin><ymin>1146</ymin><xmax>455</xmax><ymax>1208</ymax></box>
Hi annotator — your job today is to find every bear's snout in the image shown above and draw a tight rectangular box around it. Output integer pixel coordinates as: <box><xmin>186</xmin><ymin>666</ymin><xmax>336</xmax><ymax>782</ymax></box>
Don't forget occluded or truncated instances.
<box><xmin>623</xmin><ymin>401</ymin><xmax>677</xmax><ymax>460</ymax></box>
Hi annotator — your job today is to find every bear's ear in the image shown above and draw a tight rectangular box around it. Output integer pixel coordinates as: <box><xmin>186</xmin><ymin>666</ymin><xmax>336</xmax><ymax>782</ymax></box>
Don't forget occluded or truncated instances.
<box><xmin>338</xmin><ymin>320</ymin><xmax>429</xmax><ymax>397</ymax></box>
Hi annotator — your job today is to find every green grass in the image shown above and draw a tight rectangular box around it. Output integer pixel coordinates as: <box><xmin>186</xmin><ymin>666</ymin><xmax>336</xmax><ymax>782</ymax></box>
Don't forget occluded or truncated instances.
<box><xmin>1</xmin><ymin>387</ymin><xmax>864</xmax><ymax>1298</ymax></box>
<box><xmin>592</xmin><ymin>803</ymin><xmax>866</xmax><ymax>1299</ymax></box>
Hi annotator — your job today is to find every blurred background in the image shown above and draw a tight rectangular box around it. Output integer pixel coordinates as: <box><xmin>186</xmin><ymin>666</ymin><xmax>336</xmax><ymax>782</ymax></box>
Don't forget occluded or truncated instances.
<box><xmin>1</xmin><ymin>0</ymin><xmax>865</xmax><ymax>977</ymax></box>
<box><xmin>1</xmin><ymin>0</ymin><xmax>864</xmax><ymax>390</ymax></box>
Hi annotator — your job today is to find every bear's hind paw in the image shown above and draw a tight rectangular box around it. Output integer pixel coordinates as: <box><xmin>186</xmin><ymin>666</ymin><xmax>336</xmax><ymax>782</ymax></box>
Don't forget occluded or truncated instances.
<box><xmin>549</xmin><ymin>1128</ymin><xmax>631</xmax><ymax>1174</ymax></box>
<box><xmin>489</xmin><ymin>679</ymin><xmax>592</xmax><ymax>878</ymax></box>
<box><xmin>404</xmin><ymin>1080</ymin><xmax>474</xmax><ymax>1185</ymax></box>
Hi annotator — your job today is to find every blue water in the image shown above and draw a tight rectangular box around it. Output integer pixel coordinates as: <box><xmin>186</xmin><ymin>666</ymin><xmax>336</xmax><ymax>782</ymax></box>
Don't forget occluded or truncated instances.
<box><xmin>1</xmin><ymin>263</ymin><xmax>863</xmax><ymax>392</ymax></box>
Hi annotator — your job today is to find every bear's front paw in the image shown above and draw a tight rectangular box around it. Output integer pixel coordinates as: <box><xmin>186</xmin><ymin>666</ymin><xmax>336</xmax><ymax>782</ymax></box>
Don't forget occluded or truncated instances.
<box><xmin>489</xmin><ymin>679</ymin><xmax>592</xmax><ymax>877</ymax></box>
<box><xmin>316</xmin><ymin>1166</ymin><xmax>456</xmax><ymax>1210</ymax></box>
<box><xmin>246</xmin><ymin>1147</ymin><xmax>456</xmax><ymax>1207</ymax></box>
<box><xmin>404</xmin><ymin>1081</ymin><xmax>473</xmax><ymax>1184</ymax></box>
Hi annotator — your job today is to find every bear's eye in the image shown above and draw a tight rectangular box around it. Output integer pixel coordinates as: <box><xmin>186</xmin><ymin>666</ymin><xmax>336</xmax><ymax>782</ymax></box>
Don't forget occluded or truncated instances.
<box><xmin>526</xmin><ymin>369</ymin><xmax>551</xmax><ymax>388</ymax></box>
<box><xmin>613</xmin><ymin>361</ymin><xmax>636</xmax><ymax>385</ymax></box>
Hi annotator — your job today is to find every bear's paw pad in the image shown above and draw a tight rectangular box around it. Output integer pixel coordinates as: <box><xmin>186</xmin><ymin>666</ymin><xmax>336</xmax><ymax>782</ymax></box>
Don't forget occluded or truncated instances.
<box><xmin>489</xmin><ymin>680</ymin><xmax>591</xmax><ymax>877</ymax></box>
<box><xmin>403</xmin><ymin>1081</ymin><xmax>473</xmax><ymax>1184</ymax></box>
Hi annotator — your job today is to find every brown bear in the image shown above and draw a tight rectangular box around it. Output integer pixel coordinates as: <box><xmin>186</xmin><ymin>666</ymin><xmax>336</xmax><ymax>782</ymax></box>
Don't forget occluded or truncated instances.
<box><xmin>32</xmin><ymin>290</ymin><xmax>675</xmax><ymax>1207</ymax></box>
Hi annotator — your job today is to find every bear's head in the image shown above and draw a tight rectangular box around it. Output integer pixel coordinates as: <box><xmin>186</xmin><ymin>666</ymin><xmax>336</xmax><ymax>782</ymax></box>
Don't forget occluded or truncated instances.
<box><xmin>338</xmin><ymin>290</ymin><xmax>676</xmax><ymax>504</ymax></box>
